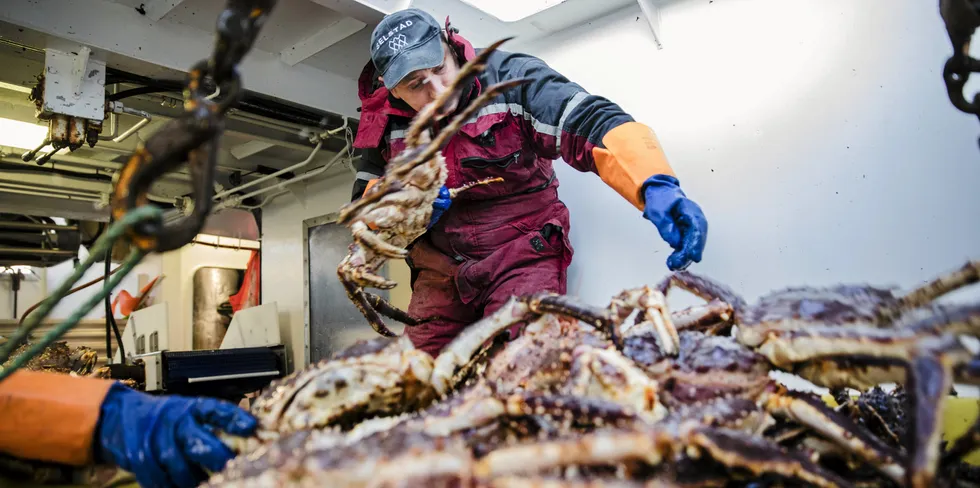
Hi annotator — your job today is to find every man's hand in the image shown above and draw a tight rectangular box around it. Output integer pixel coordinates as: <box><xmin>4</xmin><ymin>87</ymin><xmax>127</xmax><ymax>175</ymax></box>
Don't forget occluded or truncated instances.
<box><xmin>427</xmin><ymin>185</ymin><xmax>451</xmax><ymax>229</ymax></box>
<box><xmin>95</xmin><ymin>383</ymin><xmax>257</xmax><ymax>488</ymax></box>
<box><xmin>641</xmin><ymin>174</ymin><xmax>708</xmax><ymax>271</ymax></box>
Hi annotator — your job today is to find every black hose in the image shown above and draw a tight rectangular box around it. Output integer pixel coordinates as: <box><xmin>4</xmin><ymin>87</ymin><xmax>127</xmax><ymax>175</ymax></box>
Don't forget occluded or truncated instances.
<box><xmin>104</xmin><ymin>252</ymin><xmax>112</xmax><ymax>364</ymax></box>
<box><xmin>103</xmin><ymin>217</ymin><xmax>125</xmax><ymax>365</ymax></box>
<box><xmin>104</xmin><ymin>67</ymin><xmax>349</xmax><ymax>130</ymax></box>
<box><xmin>11</xmin><ymin>272</ymin><xmax>19</xmax><ymax>320</ymax></box>
<box><xmin>108</xmin><ymin>86</ymin><xmax>178</xmax><ymax>102</ymax></box>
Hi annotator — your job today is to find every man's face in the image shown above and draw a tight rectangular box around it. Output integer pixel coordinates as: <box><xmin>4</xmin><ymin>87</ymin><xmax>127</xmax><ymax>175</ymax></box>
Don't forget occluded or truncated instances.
<box><xmin>387</xmin><ymin>42</ymin><xmax>461</xmax><ymax>115</ymax></box>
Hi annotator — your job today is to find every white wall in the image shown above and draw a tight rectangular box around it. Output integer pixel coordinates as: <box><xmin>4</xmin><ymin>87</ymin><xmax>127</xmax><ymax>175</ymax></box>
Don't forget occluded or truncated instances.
<box><xmin>0</xmin><ymin>250</ymin><xmax>163</xmax><ymax>322</ymax></box>
<box><xmin>510</xmin><ymin>0</ymin><xmax>980</xmax><ymax>311</ymax></box>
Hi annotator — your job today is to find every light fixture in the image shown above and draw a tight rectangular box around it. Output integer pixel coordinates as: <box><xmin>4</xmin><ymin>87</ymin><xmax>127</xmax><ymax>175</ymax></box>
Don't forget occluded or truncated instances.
<box><xmin>458</xmin><ymin>0</ymin><xmax>568</xmax><ymax>22</ymax></box>
<box><xmin>0</xmin><ymin>117</ymin><xmax>52</xmax><ymax>152</ymax></box>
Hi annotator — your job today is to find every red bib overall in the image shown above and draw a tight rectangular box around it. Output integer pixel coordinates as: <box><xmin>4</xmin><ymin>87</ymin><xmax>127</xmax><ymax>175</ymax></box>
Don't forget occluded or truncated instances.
<box><xmin>351</xmin><ymin>29</ymin><xmax>675</xmax><ymax>355</ymax></box>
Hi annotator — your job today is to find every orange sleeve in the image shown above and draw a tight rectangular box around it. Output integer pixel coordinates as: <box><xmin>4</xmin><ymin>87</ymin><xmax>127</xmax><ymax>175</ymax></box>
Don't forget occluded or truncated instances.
<box><xmin>362</xmin><ymin>178</ymin><xmax>380</xmax><ymax>196</ymax></box>
<box><xmin>591</xmin><ymin>122</ymin><xmax>677</xmax><ymax>211</ymax></box>
<box><xmin>0</xmin><ymin>370</ymin><xmax>113</xmax><ymax>465</ymax></box>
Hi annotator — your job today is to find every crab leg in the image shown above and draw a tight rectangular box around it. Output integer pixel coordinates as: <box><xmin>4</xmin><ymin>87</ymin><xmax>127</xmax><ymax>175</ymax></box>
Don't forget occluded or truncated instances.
<box><xmin>363</xmin><ymin>292</ymin><xmax>434</xmax><ymax>326</ymax></box>
<box><xmin>608</xmin><ymin>287</ymin><xmax>680</xmax><ymax>355</ymax></box>
<box><xmin>338</xmin><ymin>264</ymin><xmax>396</xmax><ymax>292</ymax></box>
<box><xmin>473</xmin><ymin>423</ymin><xmax>851</xmax><ymax>488</ymax></box>
<box><xmin>448</xmin><ymin>177</ymin><xmax>505</xmax><ymax>198</ymax></box>
<box><xmin>430</xmin><ymin>293</ymin><xmax>614</xmax><ymax>396</ymax></box>
<box><xmin>670</xmin><ymin>299</ymin><xmax>735</xmax><ymax>335</ymax></box>
<box><xmin>762</xmin><ymin>330</ymin><xmax>979</xmax><ymax>487</ymax></box>
<box><xmin>502</xmin><ymin>392</ymin><xmax>646</xmax><ymax>430</ymax></box>
<box><xmin>430</xmin><ymin>296</ymin><xmax>535</xmax><ymax>395</ymax></box>
<box><xmin>337</xmin><ymin>178</ymin><xmax>408</xmax><ymax>225</ymax></box>
<box><xmin>529</xmin><ymin>293</ymin><xmax>616</xmax><ymax>330</ymax></box>
<box><xmin>339</xmin><ymin>276</ymin><xmax>397</xmax><ymax>337</ymax></box>
<box><xmin>403</xmin><ymin>37</ymin><xmax>513</xmax><ymax>147</ymax></box>
<box><xmin>566</xmin><ymin>345</ymin><xmax>667</xmax><ymax>422</ymax></box>
<box><xmin>761</xmin><ymin>385</ymin><xmax>906</xmax><ymax>484</ymax></box>
<box><xmin>401</xmin><ymin>77</ymin><xmax>531</xmax><ymax>174</ymax></box>
<box><xmin>350</xmin><ymin>221</ymin><xmax>409</xmax><ymax>259</ymax></box>
<box><xmin>655</xmin><ymin>270</ymin><xmax>749</xmax><ymax>313</ymax></box>
<box><xmin>891</xmin><ymin>260</ymin><xmax>980</xmax><ymax>313</ymax></box>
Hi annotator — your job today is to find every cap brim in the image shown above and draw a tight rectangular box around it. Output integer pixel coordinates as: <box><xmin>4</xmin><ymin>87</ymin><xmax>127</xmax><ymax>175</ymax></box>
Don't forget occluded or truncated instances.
<box><xmin>381</xmin><ymin>33</ymin><xmax>445</xmax><ymax>89</ymax></box>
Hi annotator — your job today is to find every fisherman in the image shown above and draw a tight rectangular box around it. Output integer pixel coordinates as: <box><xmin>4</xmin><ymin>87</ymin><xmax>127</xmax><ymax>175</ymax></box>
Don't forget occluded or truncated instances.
<box><xmin>350</xmin><ymin>8</ymin><xmax>708</xmax><ymax>356</ymax></box>
<box><xmin>0</xmin><ymin>369</ymin><xmax>255</xmax><ymax>487</ymax></box>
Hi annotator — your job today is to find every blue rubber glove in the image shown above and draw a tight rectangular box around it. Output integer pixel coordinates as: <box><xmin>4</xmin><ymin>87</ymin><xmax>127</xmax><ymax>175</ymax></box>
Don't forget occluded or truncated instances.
<box><xmin>428</xmin><ymin>185</ymin><xmax>451</xmax><ymax>229</ymax></box>
<box><xmin>641</xmin><ymin>174</ymin><xmax>708</xmax><ymax>271</ymax></box>
<box><xmin>94</xmin><ymin>383</ymin><xmax>257</xmax><ymax>488</ymax></box>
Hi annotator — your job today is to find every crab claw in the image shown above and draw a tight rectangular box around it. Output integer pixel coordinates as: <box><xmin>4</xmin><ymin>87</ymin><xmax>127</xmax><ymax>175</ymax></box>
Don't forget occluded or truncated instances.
<box><xmin>351</xmin><ymin>222</ymin><xmax>409</xmax><ymax>259</ymax></box>
<box><xmin>608</xmin><ymin>287</ymin><xmax>680</xmax><ymax>356</ymax></box>
<box><xmin>429</xmin><ymin>293</ymin><xmax>614</xmax><ymax>396</ymax></box>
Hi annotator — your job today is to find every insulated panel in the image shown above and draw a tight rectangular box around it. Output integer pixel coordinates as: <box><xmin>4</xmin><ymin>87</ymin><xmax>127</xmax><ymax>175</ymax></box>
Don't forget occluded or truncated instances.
<box><xmin>305</xmin><ymin>216</ymin><xmax>400</xmax><ymax>363</ymax></box>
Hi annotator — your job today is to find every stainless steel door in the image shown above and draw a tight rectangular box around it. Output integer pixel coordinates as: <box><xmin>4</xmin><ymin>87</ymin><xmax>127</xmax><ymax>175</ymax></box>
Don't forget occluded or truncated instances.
<box><xmin>305</xmin><ymin>214</ymin><xmax>400</xmax><ymax>363</ymax></box>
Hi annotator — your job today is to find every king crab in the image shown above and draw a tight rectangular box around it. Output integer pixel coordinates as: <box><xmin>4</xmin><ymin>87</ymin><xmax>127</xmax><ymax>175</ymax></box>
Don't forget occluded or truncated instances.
<box><xmin>653</xmin><ymin>260</ymin><xmax>980</xmax><ymax>487</ymax></box>
<box><xmin>335</xmin><ymin>37</ymin><xmax>525</xmax><ymax>337</ymax></box>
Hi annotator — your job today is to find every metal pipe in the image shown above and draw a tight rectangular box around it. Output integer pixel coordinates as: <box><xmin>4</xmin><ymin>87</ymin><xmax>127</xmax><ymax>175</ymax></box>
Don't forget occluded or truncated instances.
<box><xmin>0</xmin><ymin>182</ymin><xmax>101</xmax><ymax>200</ymax></box>
<box><xmin>0</xmin><ymin>187</ymin><xmax>101</xmax><ymax>202</ymax></box>
<box><xmin>239</xmin><ymin>190</ymin><xmax>288</xmax><ymax>210</ymax></box>
<box><xmin>213</xmin><ymin>140</ymin><xmax>323</xmax><ymax>200</ymax></box>
<box><xmin>115</xmin><ymin>104</ymin><xmax>153</xmax><ymax>120</ymax></box>
<box><xmin>113</xmin><ymin>116</ymin><xmax>151</xmax><ymax>143</ymax></box>
<box><xmin>0</xmin><ymin>247</ymin><xmax>78</xmax><ymax>257</ymax></box>
<box><xmin>97</xmin><ymin>112</ymin><xmax>118</xmax><ymax>141</ymax></box>
<box><xmin>215</xmin><ymin>147</ymin><xmax>347</xmax><ymax>210</ymax></box>
<box><xmin>279</xmin><ymin>146</ymin><xmax>348</xmax><ymax>188</ymax></box>
<box><xmin>0</xmin><ymin>221</ymin><xmax>79</xmax><ymax>232</ymax></box>
<box><xmin>99</xmin><ymin>85</ymin><xmax>120</xmax><ymax>141</ymax></box>
<box><xmin>189</xmin><ymin>237</ymin><xmax>261</xmax><ymax>251</ymax></box>
<box><xmin>0</xmin><ymin>155</ymin><xmax>191</xmax><ymax>183</ymax></box>
<box><xmin>0</xmin><ymin>232</ymin><xmax>47</xmax><ymax>244</ymax></box>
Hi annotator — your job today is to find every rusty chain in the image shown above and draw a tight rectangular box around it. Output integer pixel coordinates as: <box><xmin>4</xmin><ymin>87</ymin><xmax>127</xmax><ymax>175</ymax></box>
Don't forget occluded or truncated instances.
<box><xmin>111</xmin><ymin>0</ymin><xmax>278</xmax><ymax>253</ymax></box>
<box><xmin>941</xmin><ymin>0</ymin><xmax>980</xmax><ymax>124</ymax></box>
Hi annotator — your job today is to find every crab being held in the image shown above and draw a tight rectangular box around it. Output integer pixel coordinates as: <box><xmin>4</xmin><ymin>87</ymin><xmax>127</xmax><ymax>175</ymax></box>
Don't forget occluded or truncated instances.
<box><xmin>336</xmin><ymin>37</ymin><xmax>529</xmax><ymax>338</ymax></box>
<box><xmin>655</xmin><ymin>260</ymin><xmax>980</xmax><ymax>488</ymax></box>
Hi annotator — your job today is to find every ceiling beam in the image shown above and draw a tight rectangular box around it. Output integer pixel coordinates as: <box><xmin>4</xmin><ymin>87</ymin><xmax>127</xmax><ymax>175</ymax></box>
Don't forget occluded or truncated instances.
<box><xmin>307</xmin><ymin>0</ymin><xmax>410</xmax><ymax>25</ymax></box>
<box><xmin>143</xmin><ymin>0</ymin><xmax>189</xmax><ymax>21</ymax></box>
<box><xmin>280</xmin><ymin>17</ymin><xmax>366</xmax><ymax>66</ymax></box>
<box><xmin>230</xmin><ymin>140</ymin><xmax>275</xmax><ymax>160</ymax></box>
<box><xmin>0</xmin><ymin>0</ymin><xmax>362</xmax><ymax>119</ymax></box>
<box><xmin>636</xmin><ymin>0</ymin><xmax>664</xmax><ymax>50</ymax></box>
<box><xmin>0</xmin><ymin>192</ymin><xmax>108</xmax><ymax>221</ymax></box>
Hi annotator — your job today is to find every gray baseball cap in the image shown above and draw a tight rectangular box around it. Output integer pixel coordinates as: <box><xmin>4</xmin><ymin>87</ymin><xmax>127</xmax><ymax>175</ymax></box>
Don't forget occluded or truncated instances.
<box><xmin>370</xmin><ymin>8</ymin><xmax>445</xmax><ymax>89</ymax></box>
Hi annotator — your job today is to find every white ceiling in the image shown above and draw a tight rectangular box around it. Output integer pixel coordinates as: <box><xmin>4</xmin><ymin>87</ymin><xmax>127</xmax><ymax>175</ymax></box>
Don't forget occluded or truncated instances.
<box><xmin>0</xmin><ymin>0</ymin><xmax>642</xmax><ymax>222</ymax></box>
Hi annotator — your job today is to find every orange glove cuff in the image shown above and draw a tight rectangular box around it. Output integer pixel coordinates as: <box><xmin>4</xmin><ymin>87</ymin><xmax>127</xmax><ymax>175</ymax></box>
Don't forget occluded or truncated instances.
<box><xmin>591</xmin><ymin>122</ymin><xmax>676</xmax><ymax>210</ymax></box>
<box><xmin>0</xmin><ymin>370</ymin><xmax>113</xmax><ymax>465</ymax></box>
<box><xmin>361</xmin><ymin>178</ymin><xmax>382</xmax><ymax>230</ymax></box>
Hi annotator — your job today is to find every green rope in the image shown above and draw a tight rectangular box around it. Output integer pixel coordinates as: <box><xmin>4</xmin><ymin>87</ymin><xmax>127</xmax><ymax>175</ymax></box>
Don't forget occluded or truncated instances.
<box><xmin>0</xmin><ymin>205</ymin><xmax>162</xmax><ymax>382</ymax></box>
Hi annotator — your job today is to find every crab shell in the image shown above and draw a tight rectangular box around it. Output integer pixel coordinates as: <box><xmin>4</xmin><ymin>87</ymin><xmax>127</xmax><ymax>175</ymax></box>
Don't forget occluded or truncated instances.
<box><xmin>248</xmin><ymin>335</ymin><xmax>436</xmax><ymax>438</ymax></box>
<box><xmin>2</xmin><ymin>341</ymin><xmax>98</xmax><ymax>376</ymax></box>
